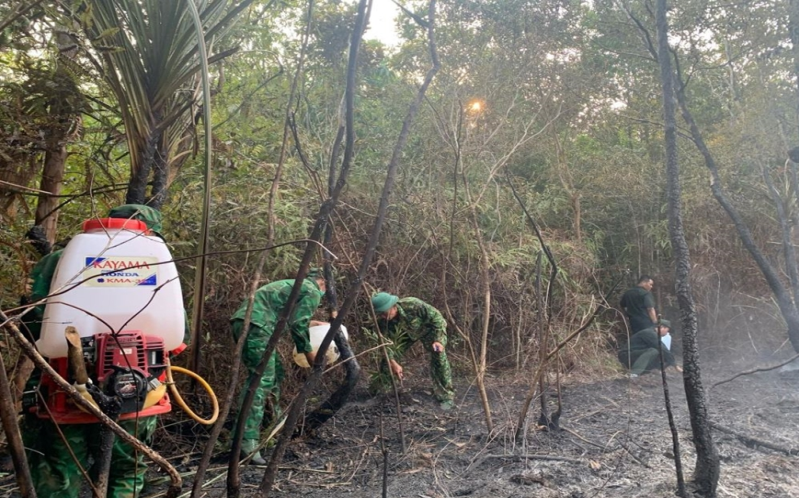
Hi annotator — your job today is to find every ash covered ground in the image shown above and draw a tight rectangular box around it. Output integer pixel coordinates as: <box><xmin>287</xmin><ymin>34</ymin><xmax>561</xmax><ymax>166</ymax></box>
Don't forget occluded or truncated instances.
<box><xmin>178</xmin><ymin>352</ymin><xmax>799</xmax><ymax>498</ymax></box>
<box><xmin>3</xmin><ymin>350</ymin><xmax>799</xmax><ymax>498</ymax></box>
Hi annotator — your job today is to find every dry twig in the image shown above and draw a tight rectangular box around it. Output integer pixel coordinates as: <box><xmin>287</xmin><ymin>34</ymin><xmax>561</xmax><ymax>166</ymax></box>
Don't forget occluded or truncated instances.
<box><xmin>710</xmin><ymin>421</ymin><xmax>798</xmax><ymax>455</ymax></box>
<box><xmin>710</xmin><ymin>353</ymin><xmax>799</xmax><ymax>390</ymax></box>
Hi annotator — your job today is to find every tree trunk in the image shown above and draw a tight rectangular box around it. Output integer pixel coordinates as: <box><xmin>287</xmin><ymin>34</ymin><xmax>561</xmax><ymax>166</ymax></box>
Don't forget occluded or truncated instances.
<box><xmin>126</xmin><ymin>125</ymin><xmax>161</xmax><ymax>206</ymax></box>
<box><xmin>302</xmin><ymin>132</ymin><xmax>362</xmax><ymax>431</ymax></box>
<box><xmin>147</xmin><ymin>141</ymin><xmax>169</xmax><ymax>210</ymax></box>
<box><xmin>126</xmin><ymin>162</ymin><xmax>152</xmax><ymax>206</ymax></box>
<box><xmin>656</xmin><ymin>0</ymin><xmax>719</xmax><ymax>495</ymax></box>
<box><xmin>762</xmin><ymin>167</ymin><xmax>799</xmax><ymax>302</ymax></box>
<box><xmin>34</xmin><ymin>144</ymin><xmax>67</xmax><ymax>243</ymax></box>
<box><xmin>572</xmin><ymin>193</ymin><xmax>581</xmax><ymax>245</ymax></box>
<box><xmin>0</xmin><ymin>345</ymin><xmax>36</xmax><ymax>498</ymax></box>
<box><xmin>673</xmin><ymin>71</ymin><xmax>799</xmax><ymax>352</ymax></box>
<box><xmin>468</xmin><ymin>202</ymin><xmax>494</xmax><ymax>432</ymax></box>
<box><xmin>458</xmin><ymin>113</ymin><xmax>493</xmax><ymax>433</ymax></box>
<box><xmin>33</xmin><ymin>28</ymin><xmax>82</xmax><ymax>241</ymax></box>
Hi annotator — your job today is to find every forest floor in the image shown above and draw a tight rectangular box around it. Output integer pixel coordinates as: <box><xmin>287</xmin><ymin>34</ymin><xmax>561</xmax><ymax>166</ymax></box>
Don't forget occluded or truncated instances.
<box><xmin>3</xmin><ymin>348</ymin><xmax>799</xmax><ymax>497</ymax></box>
<box><xmin>177</xmin><ymin>348</ymin><xmax>799</xmax><ymax>498</ymax></box>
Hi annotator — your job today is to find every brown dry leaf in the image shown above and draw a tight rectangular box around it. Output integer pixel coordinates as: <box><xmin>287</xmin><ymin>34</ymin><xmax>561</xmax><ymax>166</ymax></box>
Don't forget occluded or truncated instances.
<box><xmin>325</xmin><ymin>461</ymin><xmax>334</xmax><ymax>472</ymax></box>
<box><xmin>444</xmin><ymin>438</ymin><xmax>466</xmax><ymax>448</ymax></box>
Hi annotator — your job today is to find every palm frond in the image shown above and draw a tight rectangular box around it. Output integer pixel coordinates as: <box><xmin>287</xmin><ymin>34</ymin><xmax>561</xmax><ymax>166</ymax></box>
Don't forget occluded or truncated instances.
<box><xmin>83</xmin><ymin>0</ymin><xmax>254</xmax><ymax>177</ymax></box>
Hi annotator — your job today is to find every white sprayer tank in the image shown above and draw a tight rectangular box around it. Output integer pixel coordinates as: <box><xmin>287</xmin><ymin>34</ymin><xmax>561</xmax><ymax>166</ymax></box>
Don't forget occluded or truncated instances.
<box><xmin>293</xmin><ymin>324</ymin><xmax>349</xmax><ymax>368</ymax></box>
<box><xmin>38</xmin><ymin>218</ymin><xmax>185</xmax><ymax>358</ymax></box>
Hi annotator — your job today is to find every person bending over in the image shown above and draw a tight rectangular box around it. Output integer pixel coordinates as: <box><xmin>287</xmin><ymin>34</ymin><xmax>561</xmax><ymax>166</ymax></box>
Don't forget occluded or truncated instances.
<box><xmin>371</xmin><ymin>292</ymin><xmax>455</xmax><ymax>410</ymax></box>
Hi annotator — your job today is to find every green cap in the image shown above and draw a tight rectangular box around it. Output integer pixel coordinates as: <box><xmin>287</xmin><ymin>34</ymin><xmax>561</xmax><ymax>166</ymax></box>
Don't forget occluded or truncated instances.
<box><xmin>372</xmin><ymin>292</ymin><xmax>399</xmax><ymax>313</ymax></box>
<box><xmin>659</xmin><ymin>319</ymin><xmax>672</xmax><ymax>329</ymax></box>
<box><xmin>107</xmin><ymin>204</ymin><xmax>163</xmax><ymax>235</ymax></box>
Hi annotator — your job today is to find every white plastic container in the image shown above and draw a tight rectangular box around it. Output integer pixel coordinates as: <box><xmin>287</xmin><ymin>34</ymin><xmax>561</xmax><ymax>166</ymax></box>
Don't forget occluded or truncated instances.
<box><xmin>38</xmin><ymin>218</ymin><xmax>186</xmax><ymax>358</ymax></box>
<box><xmin>293</xmin><ymin>324</ymin><xmax>349</xmax><ymax>368</ymax></box>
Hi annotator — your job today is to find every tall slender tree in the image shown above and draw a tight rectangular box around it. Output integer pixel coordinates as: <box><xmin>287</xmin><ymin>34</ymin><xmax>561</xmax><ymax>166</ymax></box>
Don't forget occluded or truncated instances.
<box><xmin>34</xmin><ymin>27</ymin><xmax>83</xmax><ymax>243</ymax></box>
<box><xmin>655</xmin><ymin>0</ymin><xmax>719</xmax><ymax>494</ymax></box>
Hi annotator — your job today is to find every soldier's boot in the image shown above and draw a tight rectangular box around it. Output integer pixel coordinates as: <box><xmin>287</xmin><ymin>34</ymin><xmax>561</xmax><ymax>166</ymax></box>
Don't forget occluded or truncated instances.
<box><xmin>241</xmin><ymin>439</ymin><xmax>266</xmax><ymax>465</ymax></box>
<box><xmin>250</xmin><ymin>451</ymin><xmax>267</xmax><ymax>465</ymax></box>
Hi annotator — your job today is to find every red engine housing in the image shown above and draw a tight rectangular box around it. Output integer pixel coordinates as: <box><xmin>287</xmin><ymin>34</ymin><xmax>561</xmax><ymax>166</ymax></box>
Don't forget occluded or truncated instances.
<box><xmin>33</xmin><ymin>331</ymin><xmax>171</xmax><ymax>424</ymax></box>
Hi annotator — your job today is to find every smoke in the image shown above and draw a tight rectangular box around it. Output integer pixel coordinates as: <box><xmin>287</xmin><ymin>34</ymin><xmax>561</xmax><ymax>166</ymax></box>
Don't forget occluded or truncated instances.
<box><xmin>779</xmin><ymin>357</ymin><xmax>799</xmax><ymax>373</ymax></box>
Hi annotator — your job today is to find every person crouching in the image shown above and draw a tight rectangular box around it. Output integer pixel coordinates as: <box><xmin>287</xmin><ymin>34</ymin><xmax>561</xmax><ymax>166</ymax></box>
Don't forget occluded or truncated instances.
<box><xmin>618</xmin><ymin>319</ymin><xmax>682</xmax><ymax>378</ymax></box>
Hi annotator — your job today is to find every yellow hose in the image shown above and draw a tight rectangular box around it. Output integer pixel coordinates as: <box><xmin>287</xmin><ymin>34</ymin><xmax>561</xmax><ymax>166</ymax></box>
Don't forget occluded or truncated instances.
<box><xmin>166</xmin><ymin>362</ymin><xmax>219</xmax><ymax>425</ymax></box>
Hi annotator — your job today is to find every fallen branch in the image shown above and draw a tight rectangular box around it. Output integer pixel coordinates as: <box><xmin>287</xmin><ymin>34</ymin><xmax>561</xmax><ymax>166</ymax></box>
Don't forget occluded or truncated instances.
<box><xmin>710</xmin><ymin>353</ymin><xmax>799</xmax><ymax>390</ymax></box>
<box><xmin>1</xmin><ymin>315</ymin><xmax>182</xmax><ymax>498</ymax></box>
<box><xmin>710</xmin><ymin>422</ymin><xmax>798</xmax><ymax>456</ymax></box>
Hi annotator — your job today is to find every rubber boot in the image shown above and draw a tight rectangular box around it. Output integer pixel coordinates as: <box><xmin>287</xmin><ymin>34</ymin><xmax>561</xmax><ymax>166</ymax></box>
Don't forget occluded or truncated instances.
<box><xmin>250</xmin><ymin>451</ymin><xmax>266</xmax><ymax>465</ymax></box>
<box><xmin>241</xmin><ymin>439</ymin><xmax>266</xmax><ymax>465</ymax></box>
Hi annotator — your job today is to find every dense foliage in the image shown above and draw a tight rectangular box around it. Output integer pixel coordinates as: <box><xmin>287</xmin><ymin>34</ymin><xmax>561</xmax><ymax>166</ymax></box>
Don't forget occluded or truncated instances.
<box><xmin>1</xmin><ymin>0</ymin><xmax>797</xmax><ymax>391</ymax></box>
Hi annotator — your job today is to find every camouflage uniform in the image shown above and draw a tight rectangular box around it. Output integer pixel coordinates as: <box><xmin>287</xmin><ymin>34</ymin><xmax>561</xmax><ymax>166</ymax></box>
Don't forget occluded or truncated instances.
<box><xmin>23</xmin><ymin>416</ymin><xmax>157</xmax><ymax>498</ymax></box>
<box><xmin>231</xmin><ymin>278</ymin><xmax>322</xmax><ymax>442</ymax></box>
<box><xmin>21</xmin><ymin>205</ymin><xmax>167</xmax><ymax>497</ymax></box>
<box><xmin>377</xmin><ymin>297</ymin><xmax>454</xmax><ymax>402</ymax></box>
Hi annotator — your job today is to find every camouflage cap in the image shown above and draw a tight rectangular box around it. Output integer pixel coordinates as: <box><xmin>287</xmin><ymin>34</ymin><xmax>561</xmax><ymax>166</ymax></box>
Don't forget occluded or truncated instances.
<box><xmin>107</xmin><ymin>204</ymin><xmax>163</xmax><ymax>235</ymax></box>
<box><xmin>372</xmin><ymin>292</ymin><xmax>399</xmax><ymax>313</ymax></box>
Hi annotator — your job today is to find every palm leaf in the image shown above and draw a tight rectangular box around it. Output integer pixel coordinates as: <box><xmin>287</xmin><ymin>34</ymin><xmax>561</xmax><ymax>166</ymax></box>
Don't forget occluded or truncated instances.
<box><xmin>83</xmin><ymin>0</ymin><xmax>252</xmax><ymax>179</ymax></box>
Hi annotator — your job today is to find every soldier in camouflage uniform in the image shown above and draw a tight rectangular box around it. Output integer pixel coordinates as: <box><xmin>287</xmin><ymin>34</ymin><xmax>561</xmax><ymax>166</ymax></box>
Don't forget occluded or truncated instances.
<box><xmin>231</xmin><ymin>270</ymin><xmax>326</xmax><ymax>464</ymax></box>
<box><xmin>22</xmin><ymin>204</ymin><xmax>173</xmax><ymax>498</ymax></box>
<box><xmin>24</xmin><ymin>417</ymin><xmax>157</xmax><ymax>498</ymax></box>
<box><xmin>371</xmin><ymin>293</ymin><xmax>455</xmax><ymax>410</ymax></box>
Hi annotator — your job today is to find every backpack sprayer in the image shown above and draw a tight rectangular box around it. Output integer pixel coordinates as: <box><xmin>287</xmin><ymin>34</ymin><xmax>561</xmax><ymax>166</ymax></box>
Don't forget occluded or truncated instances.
<box><xmin>28</xmin><ymin>218</ymin><xmax>217</xmax><ymax>425</ymax></box>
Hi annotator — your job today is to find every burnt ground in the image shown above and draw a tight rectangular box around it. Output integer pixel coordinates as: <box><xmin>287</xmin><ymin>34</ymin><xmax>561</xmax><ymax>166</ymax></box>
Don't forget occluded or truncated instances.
<box><xmin>3</xmin><ymin>351</ymin><xmax>799</xmax><ymax>498</ymax></box>
<box><xmin>177</xmin><ymin>351</ymin><xmax>799</xmax><ymax>498</ymax></box>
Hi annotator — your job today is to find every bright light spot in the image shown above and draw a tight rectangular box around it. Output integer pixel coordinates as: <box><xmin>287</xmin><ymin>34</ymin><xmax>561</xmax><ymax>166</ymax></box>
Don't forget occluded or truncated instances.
<box><xmin>468</xmin><ymin>100</ymin><xmax>484</xmax><ymax>113</ymax></box>
<box><xmin>362</xmin><ymin>0</ymin><xmax>400</xmax><ymax>48</ymax></box>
